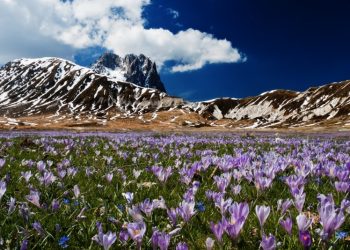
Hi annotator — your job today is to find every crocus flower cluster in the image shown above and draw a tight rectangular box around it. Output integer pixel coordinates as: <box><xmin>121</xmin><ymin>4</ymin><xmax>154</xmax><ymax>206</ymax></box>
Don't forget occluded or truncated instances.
<box><xmin>0</xmin><ymin>132</ymin><xmax>348</xmax><ymax>249</ymax></box>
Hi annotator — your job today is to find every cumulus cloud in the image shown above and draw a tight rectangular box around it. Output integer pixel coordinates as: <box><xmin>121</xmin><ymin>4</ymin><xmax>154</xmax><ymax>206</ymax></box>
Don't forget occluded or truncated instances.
<box><xmin>0</xmin><ymin>0</ymin><xmax>244</xmax><ymax>72</ymax></box>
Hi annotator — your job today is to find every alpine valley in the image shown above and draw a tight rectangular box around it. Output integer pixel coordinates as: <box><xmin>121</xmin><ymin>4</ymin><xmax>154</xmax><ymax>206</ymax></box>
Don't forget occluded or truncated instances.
<box><xmin>0</xmin><ymin>52</ymin><xmax>349</xmax><ymax>132</ymax></box>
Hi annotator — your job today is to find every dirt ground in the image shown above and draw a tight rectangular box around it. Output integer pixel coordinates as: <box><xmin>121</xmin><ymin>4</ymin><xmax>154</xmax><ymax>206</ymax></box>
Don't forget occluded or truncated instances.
<box><xmin>0</xmin><ymin>110</ymin><xmax>349</xmax><ymax>134</ymax></box>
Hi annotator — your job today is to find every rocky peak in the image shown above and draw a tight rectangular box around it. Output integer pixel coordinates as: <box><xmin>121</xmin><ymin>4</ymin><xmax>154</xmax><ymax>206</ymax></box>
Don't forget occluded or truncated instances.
<box><xmin>95</xmin><ymin>52</ymin><xmax>122</xmax><ymax>70</ymax></box>
<box><xmin>91</xmin><ymin>52</ymin><xmax>166</xmax><ymax>93</ymax></box>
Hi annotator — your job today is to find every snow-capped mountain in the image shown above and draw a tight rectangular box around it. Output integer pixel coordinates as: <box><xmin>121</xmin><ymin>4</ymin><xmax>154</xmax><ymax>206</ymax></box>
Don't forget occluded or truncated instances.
<box><xmin>192</xmin><ymin>80</ymin><xmax>350</xmax><ymax>128</ymax></box>
<box><xmin>0</xmin><ymin>55</ymin><xmax>349</xmax><ymax>129</ymax></box>
<box><xmin>91</xmin><ymin>52</ymin><xmax>166</xmax><ymax>92</ymax></box>
<box><xmin>0</xmin><ymin>57</ymin><xmax>181</xmax><ymax>118</ymax></box>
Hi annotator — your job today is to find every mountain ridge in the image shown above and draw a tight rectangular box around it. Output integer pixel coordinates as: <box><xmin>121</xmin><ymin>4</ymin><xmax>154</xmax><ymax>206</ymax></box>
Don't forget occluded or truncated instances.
<box><xmin>0</xmin><ymin>56</ymin><xmax>349</xmax><ymax>130</ymax></box>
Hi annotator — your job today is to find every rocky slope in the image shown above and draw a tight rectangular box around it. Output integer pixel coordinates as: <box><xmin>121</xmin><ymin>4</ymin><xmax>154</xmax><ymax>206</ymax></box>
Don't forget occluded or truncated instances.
<box><xmin>91</xmin><ymin>52</ymin><xmax>166</xmax><ymax>92</ymax></box>
<box><xmin>192</xmin><ymin>80</ymin><xmax>350</xmax><ymax>128</ymax></box>
<box><xmin>0</xmin><ymin>57</ymin><xmax>182</xmax><ymax>118</ymax></box>
<box><xmin>0</xmin><ymin>56</ymin><xmax>349</xmax><ymax>129</ymax></box>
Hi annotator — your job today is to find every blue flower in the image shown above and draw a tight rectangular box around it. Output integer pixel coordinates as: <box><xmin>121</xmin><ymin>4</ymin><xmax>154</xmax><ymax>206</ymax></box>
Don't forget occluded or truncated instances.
<box><xmin>58</xmin><ymin>235</ymin><xmax>69</xmax><ymax>248</ymax></box>
<box><xmin>195</xmin><ymin>201</ymin><xmax>206</xmax><ymax>212</ymax></box>
<box><xmin>63</xmin><ymin>198</ymin><xmax>70</xmax><ymax>204</ymax></box>
<box><xmin>74</xmin><ymin>200</ymin><xmax>79</xmax><ymax>206</ymax></box>
<box><xmin>335</xmin><ymin>231</ymin><xmax>348</xmax><ymax>240</ymax></box>
<box><xmin>117</xmin><ymin>204</ymin><xmax>124</xmax><ymax>211</ymax></box>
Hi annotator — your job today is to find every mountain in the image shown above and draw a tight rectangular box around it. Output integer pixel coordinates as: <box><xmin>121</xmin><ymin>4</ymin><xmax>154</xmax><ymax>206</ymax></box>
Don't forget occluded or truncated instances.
<box><xmin>0</xmin><ymin>55</ymin><xmax>349</xmax><ymax>130</ymax></box>
<box><xmin>91</xmin><ymin>52</ymin><xmax>166</xmax><ymax>92</ymax></box>
<box><xmin>192</xmin><ymin>80</ymin><xmax>350</xmax><ymax>128</ymax></box>
<box><xmin>0</xmin><ymin>57</ymin><xmax>182</xmax><ymax>118</ymax></box>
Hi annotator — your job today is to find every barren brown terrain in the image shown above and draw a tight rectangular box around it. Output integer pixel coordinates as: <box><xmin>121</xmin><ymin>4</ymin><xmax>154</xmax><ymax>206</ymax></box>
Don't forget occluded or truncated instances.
<box><xmin>1</xmin><ymin>109</ymin><xmax>349</xmax><ymax>134</ymax></box>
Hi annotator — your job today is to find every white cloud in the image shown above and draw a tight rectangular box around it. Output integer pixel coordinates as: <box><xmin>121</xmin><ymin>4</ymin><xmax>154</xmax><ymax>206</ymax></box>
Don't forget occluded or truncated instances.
<box><xmin>167</xmin><ymin>8</ymin><xmax>180</xmax><ymax>19</ymax></box>
<box><xmin>0</xmin><ymin>0</ymin><xmax>244</xmax><ymax>72</ymax></box>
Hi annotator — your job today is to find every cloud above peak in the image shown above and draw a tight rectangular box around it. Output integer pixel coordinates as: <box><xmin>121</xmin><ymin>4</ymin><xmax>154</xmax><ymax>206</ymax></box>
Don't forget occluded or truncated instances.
<box><xmin>0</xmin><ymin>0</ymin><xmax>244</xmax><ymax>72</ymax></box>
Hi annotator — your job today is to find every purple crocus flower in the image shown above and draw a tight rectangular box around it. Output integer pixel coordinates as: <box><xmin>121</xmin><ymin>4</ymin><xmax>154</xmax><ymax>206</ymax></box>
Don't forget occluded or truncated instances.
<box><xmin>298</xmin><ymin>230</ymin><xmax>312</xmax><ymax>249</ymax></box>
<box><xmin>335</xmin><ymin>181</ymin><xmax>350</xmax><ymax>193</ymax></box>
<box><xmin>26</xmin><ymin>190</ymin><xmax>41</xmax><ymax>208</ymax></box>
<box><xmin>51</xmin><ymin>199</ymin><xmax>60</xmax><ymax>212</ymax></box>
<box><xmin>277</xmin><ymin>199</ymin><xmax>293</xmax><ymax>215</ymax></box>
<box><xmin>152</xmin><ymin>230</ymin><xmax>161</xmax><ymax>249</ymax></box>
<box><xmin>213</xmin><ymin>175</ymin><xmax>230</xmax><ymax>193</ymax></box>
<box><xmin>255</xmin><ymin>205</ymin><xmax>270</xmax><ymax>229</ymax></box>
<box><xmin>37</xmin><ymin>161</ymin><xmax>46</xmax><ymax>172</ymax></box>
<box><xmin>19</xmin><ymin>203</ymin><xmax>30</xmax><ymax>222</ymax></box>
<box><xmin>122</xmin><ymin>192</ymin><xmax>134</xmax><ymax>203</ymax></box>
<box><xmin>101</xmin><ymin>232</ymin><xmax>117</xmax><ymax>250</ymax></box>
<box><xmin>47</xmin><ymin>160</ymin><xmax>53</xmax><ymax>167</ymax></box>
<box><xmin>152</xmin><ymin>196</ymin><xmax>166</xmax><ymax>209</ymax></box>
<box><xmin>177</xmin><ymin>200</ymin><xmax>196</xmax><ymax>222</ymax></box>
<box><xmin>205</xmin><ymin>237</ymin><xmax>215</xmax><ymax>250</ymax></box>
<box><xmin>231</xmin><ymin>184</ymin><xmax>241</xmax><ymax>195</ymax></box>
<box><xmin>104</xmin><ymin>156</ymin><xmax>113</xmax><ymax>165</ymax></box>
<box><xmin>0</xmin><ymin>180</ymin><xmax>6</xmax><ymax>200</ymax></box>
<box><xmin>183</xmin><ymin>185</ymin><xmax>198</xmax><ymax>202</ymax></box>
<box><xmin>210</xmin><ymin>220</ymin><xmax>225</xmax><ymax>242</ymax></box>
<box><xmin>167</xmin><ymin>208</ymin><xmax>178</xmax><ymax>226</ymax></box>
<box><xmin>279</xmin><ymin>217</ymin><xmax>293</xmax><ymax>235</ymax></box>
<box><xmin>20</xmin><ymin>239</ymin><xmax>28</xmax><ymax>250</ymax></box>
<box><xmin>127</xmin><ymin>205</ymin><xmax>143</xmax><ymax>222</ymax></box>
<box><xmin>317</xmin><ymin>193</ymin><xmax>333</xmax><ymax>204</ymax></box>
<box><xmin>7</xmin><ymin>197</ymin><xmax>16</xmax><ymax>214</ymax></box>
<box><xmin>62</xmin><ymin>159</ymin><xmax>71</xmax><ymax>167</ymax></box>
<box><xmin>340</xmin><ymin>199</ymin><xmax>350</xmax><ymax>214</ymax></box>
<box><xmin>57</xmin><ymin>169</ymin><xmax>67</xmax><ymax>179</ymax></box>
<box><xmin>179</xmin><ymin>166</ymin><xmax>195</xmax><ymax>185</ymax></box>
<box><xmin>318</xmin><ymin>194</ymin><xmax>345</xmax><ymax>240</ymax></box>
<box><xmin>228</xmin><ymin>202</ymin><xmax>249</xmax><ymax>223</ymax></box>
<box><xmin>255</xmin><ymin>177</ymin><xmax>273</xmax><ymax>191</ymax></box>
<box><xmin>176</xmin><ymin>242</ymin><xmax>188</xmax><ymax>250</ymax></box>
<box><xmin>296</xmin><ymin>214</ymin><xmax>312</xmax><ymax>232</ymax></box>
<box><xmin>41</xmin><ymin>171</ymin><xmax>56</xmax><ymax>186</ymax></box>
<box><xmin>133</xmin><ymin>169</ymin><xmax>142</xmax><ymax>179</ymax></box>
<box><xmin>85</xmin><ymin>167</ymin><xmax>93</xmax><ymax>177</ymax></box>
<box><xmin>21</xmin><ymin>171</ymin><xmax>32</xmax><ymax>183</ymax></box>
<box><xmin>105</xmin><ymin>173</ymin><xmax>113</xmax><ymax>183</ymax></box>
<box><xmin>119</xmin><ymin>229</ymin><xmax>129</xmax><ymax>242</ymax></box>
<box><xmin>260</xmin><ymin>234</ymin><xmax>276</xmax><ymax>250</ymax></box>
<box><xmin>151</xmin><ymin>166</ymin><xmax>173</xmax><ymax>183</ymax></box>
<box><xmin>212</xmin><ymin>193</ymin><xmax>232</xmax><ymax>215</ymax></box>
<box><xmin>67</xmin><ymin>167</ymin><xmax>78</xmax><ymax>177</ymax></box>
<box><xmin>139</xmin><ymin>198</ymin><xmax>154</xmax><ymax>217</ymax></box>
<box><xmin>151</xmin><ymin>230</ymin><xmax>171</xmax><ymax>250</ymax></box>
<box><xmin>127</xmin><ymin>221</ymin><xmax>146</xmax><ymax>248</ymax></box>
<box><xmin>225</xmin><ymin>202</ymin><xmax>250</xmax><ymax>239</ymax></box>
<box><xmin>92</xmin><ymin>222</ymin><xmax>117</xmax><ymax>250</ymax></box>
<box><xmin>73</xmin><ymin>185</ymin><xmax>80</xmax><ymax>199</ymax></box>
<box><xmin>294</xmin><ymin>192</ymin><xmax>306</xmax><ymax>213</ymax></box>
<box><xmin>32</xmin><ymin>221</ymin><xmax>45</xmax><ymax>236</ymax></box>
<box><xmin>0</xmin><ymin>158</ymin><xmax>5</xmax><ymax>169</ymax></box>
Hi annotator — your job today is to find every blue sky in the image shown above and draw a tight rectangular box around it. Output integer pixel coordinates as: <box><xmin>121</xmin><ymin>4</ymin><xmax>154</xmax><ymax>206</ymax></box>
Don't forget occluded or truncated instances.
<box><xmin>145</xmin><ymin>0</ymin><xmax>350</xmax><ymax>101</ymax></box>
<box><xmin>1</xmin><ymin>0</ymin><xmax>350</xmax><ymax>101</ymax></box>
<box><xmin>71</xmin><ymin>0</ymin><xmax>350</xmax><ymax>101</ymax></box>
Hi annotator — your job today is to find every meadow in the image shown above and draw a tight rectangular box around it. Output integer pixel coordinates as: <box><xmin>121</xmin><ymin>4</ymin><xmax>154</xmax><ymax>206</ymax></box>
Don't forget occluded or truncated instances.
<box><xmin>0</xmin><ymin>132</ymin><xmax>349</xmax><ymax>249</ymax></box>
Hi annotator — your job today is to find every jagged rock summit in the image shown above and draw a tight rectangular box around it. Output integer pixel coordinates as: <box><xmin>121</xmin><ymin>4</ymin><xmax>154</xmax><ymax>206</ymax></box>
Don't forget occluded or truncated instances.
<box><xmin>91</xmin><ymin>52</ymin><xmax>166</xmax><ymax>92</ymax></box>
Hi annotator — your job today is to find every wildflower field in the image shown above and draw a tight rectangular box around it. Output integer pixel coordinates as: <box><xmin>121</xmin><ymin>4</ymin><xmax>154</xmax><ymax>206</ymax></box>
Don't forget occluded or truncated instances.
<box><xmin>0</xmin><ymin>132</ymin><xmax>349</xmax><ymax>249</ymax></box>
